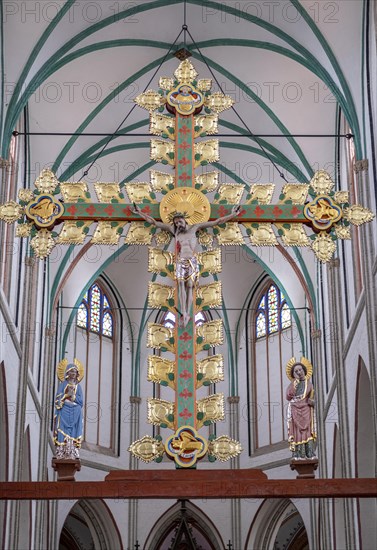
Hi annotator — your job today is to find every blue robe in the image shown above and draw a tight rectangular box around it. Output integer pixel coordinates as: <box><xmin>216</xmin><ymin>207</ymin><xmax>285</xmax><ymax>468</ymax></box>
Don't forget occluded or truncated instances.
<box><xmin>53</xmin><ymin>381</ymin><xmax>83</xmax><ymax>447</ymax></box>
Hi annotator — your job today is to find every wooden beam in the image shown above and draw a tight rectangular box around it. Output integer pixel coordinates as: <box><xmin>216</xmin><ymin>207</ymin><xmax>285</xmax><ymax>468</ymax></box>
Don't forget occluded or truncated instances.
<box><xmin>0</xmin><ymin>471</ymin><xmax>376</xmax><ymax>500</ymax></box>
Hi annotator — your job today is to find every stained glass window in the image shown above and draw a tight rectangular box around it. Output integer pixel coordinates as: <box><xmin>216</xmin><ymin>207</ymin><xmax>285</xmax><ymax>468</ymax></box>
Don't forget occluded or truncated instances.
<box><xmin>76</xmin><ymin>283</ymin><xmax>113</xmax><ymax>338</ymax></box>
<box><xmin>256</xmin><ymin>283</ymin><xmax>291</xmax><ymax>338</ymax></box>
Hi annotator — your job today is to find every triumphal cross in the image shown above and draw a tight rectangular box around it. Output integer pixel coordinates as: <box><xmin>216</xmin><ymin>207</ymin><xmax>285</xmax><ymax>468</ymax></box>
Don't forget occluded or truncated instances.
<box><xmin>0</xmin><ymin>59</ymin><xmax>373</xmax><ymax>468</ymax></box>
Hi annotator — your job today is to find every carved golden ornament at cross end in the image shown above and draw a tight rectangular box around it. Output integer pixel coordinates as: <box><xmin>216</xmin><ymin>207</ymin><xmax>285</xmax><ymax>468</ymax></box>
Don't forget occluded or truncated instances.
<box><xmin>208</xmin><ymin>435</ymin><xmax>242</xmax><ymax>462</ymax></box>
<box><xmin>25</xmin><ymin>194</ymin><xmax>64</xmax><ymax>228</ymax></box>
<box><xmin>134</xmin><ymin>89</ymin><xmax>166</xmax><ymax>112</ymax></box>
<box><xmin>0</xmin><ymin>201</ymin><xmax>24</xmax><ymax>223</ymax></box>
<box><xmin>30</xmin><ymin>229</ymin><xmax>56</xmax><ymax>258</ymax></box>
<box><xmin>34</xmin><ymin>169</ymin><xmax>59</xmax><ymax>193</ymax></box>
<box><xmin>310</xmin><ymin>170</ymin><xmax>335</xmax><ymax>195</ymax></box>
<box><xmin>311</xmin><ymin>232</ymin><xmax>337</xmax><ymax>263</ymax></box>
<box><xmin>343</xmin><ymin>205</ymin><xmax>374</xmax><ymax>226</ymax></box>
<box><xmin>128</xmin><ymin>435</ymin><xmax>164</xmax><ymax>463</ymax></box>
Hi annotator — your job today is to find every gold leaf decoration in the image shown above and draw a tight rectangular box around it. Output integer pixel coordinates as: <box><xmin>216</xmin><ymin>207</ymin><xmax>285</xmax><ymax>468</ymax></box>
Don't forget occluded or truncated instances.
<box><xmin>208</xmin><ymin>435</ymin><xmax>242</xmax><ymax>462</ymax></box>
<box><xmin>195</xmin><ymin>171</ymin><xmax>219</xmax><ymax>193</ymax></box>
<box><xmin>196</xmin><ymin>393</ymin><xmax>225</xmax><ymax>429</ymax></box>
<box><xmin>160</xmin><ymin>187</ymin><xmax>210</xmax><ymax>225</ymax></box>
<box><xmin>194</xmin><ymin>140</ymin><xmax>219</xmax><ymax>167</ymax></box>
<box><xmin>276</xmin><ymin>223</ymin><xmax>310</xmax><ymax>246</ymax></box>
<box><xmin>215</xmin><ymin>223</ymin><xmax>244</xmax><ymax>245</ymax></box>
<box><xmin>174</xmin><ymin>59</ymin><xmax>198</xmax><ymax>83</ymax></box>
<box><xmin>128</xmin><ymin>435</ymin><xmax>165</xmax><ymax>463</ymax></box>
<box><xmin>196</xmin><ymin>282</ymin><xmax>222</xmax><ymax>309</ymax></box>
<box><xmin>194</xmin><ymin>114</ymin><xmax>218</xmax><ymax>137</ymax></box>
<box><xmin>148</xmin><ymin>356</ymin><xmax>175</xmax><ymax>389</ymax></box>
<box><xmin>285</xmin><ymin>356</ymin><xmax>313</xmax><ymax>381</ymax></box>
<box><xmin>343</xmin><ymin>205</ymin><xmax>375</xmax><ymax>226</ymax></box>
<box><xmin>134</xmin><ymin>90</ymin><xmax>166</xmax><ymax>112</ymax></box>
<box><xmin>30</xmin><ymin>229</ymin><xmax>56</xmax><ymax>258</ymax></box>
<box><xmin>94</xmin><ymin>182</ymin><xmax>121</xmax><ymax>203</ymax></box>
<box><xmin>150</xmin><ymin>139</ymin><xmax>175</xmax><ymax>166</ymax></box>
<box><xmin>197</xmin><ymin>229</ymin><xmax>214</xmax><ymax>247</ymax></box>
<box><xmin>148</xmin><ymin>247</ymin><xmax>175</xmax><ymax>277</ymax></box>
<box><xmin>196</xmin><ymin>319</ymin><xmax>223</xmax><ymax>350</ymax></box>
<box><xmin>125</xmin><ymin>183</ymin><xmax>154</xmax><ymax>204</ymax></box>
<box><xmin>34</xmin><ymin>169</ymin><xmax>59</xmax><ymax>193</ymax></box>
<box><xmin>334</xmin><ymin>191</ymin><xmax>349</xmax><ymax>204</ymax></box>
<box><xmin>150</xmin><ymin>113</ymin><xmax>175</xmax><ymax>139</ymax></box>
<box><xmin>147</xmin><ymin>398</ymin><xmax>175</xmax><ymax>430</ymax></box>
<box><xmin>148</xmin><ymin>282</ymin><xmax>175</xmax><ymax>310</ymax></box>
<box><xmin>311</xmin><ymin>232</ymin><xmax>336</xmax><ymax>263</ymax></box>
<box><xmin>197</xmin><ymin>78</ymin><xmax>212</xmax><ymax>91</ymax></box>
<box><xmin>214</xmin><ymin>184</ymin><xmax>245</xmax><ymax>204</ymax></box>
<box><xmin>57</xmin><ymin>221</ymin><xmax>91</xmax><ymax>245</ymax></box>
<box><xmin>91</xmin><ymin>222</ymin><xmax>126</xmax><ymax>245</ymax></box>
<box><xmin>334</xmin><ymin>224</ymin><xmax>351</xmax><ymax>240</ymax></box>
<box><xmin>159</xmin><ymin>77</ymin><xmax>175</xmax><ymax>91</ymax></box>
<box><xmin>60</xmin><ymin>182</ymin><xmax>89</xmax><ymax>203</ymax></box>
<box><xmin>155</xmin><ymin>230</ymin><xmax>172</xmax><ymax>245</ymax></box>
<box><xmin>310</xmin><ymin>170</ymin><xmax>334</xmax><ymax>195</ymax></box>
<box><xmin>18</xmin><ymin>189</ymin><xmax>34</xmax><ymax>203</ymax></box>
<box><xmin>246</xmin><ymin>184</ymin><xmax>275</xmax><ymax>205</ymax></box>
<box><xmin>0</xmin><ymin>201</ymin><xmax>24</xmax><ymax>223</ymax></box>
<box><xmin>243</xmin><ymin>223</ymin><xmax>278</xmax><ymax>246</ymax></box>
<box><xmin>16</xmin><ymin>223</ymin><xmax>33</xmax><ymax>238</ymax></box>
<box><xmin>147</xmin><ymin>323</ymin><xmax>175</xmax><ymax>352</ymax></box>
<box><xmin>280</xmin><ymin>184</ymin><xmax>309</xmax><ymax>204</ymax></box>
<box><xmin>196</xmin><ymin>354</ymin><xmax>224</xmax><ymax>388</ymax></box>
<box><xmin>198</xmin><ymin>248</ymin><xmax>222</xmax><ymax>274</ymax></box>
<box><xmin>125</xmin><ymin>222</ymin><xmax>153</xmax><ymax>245</ymax></box>
<box><xmin>150</xmin><ymin>170</ymin><xmax>174</xmax><ymax>193</ymax></box>
<box><xmin>205</xmin><ymin>92</ymin><xmax>234</xmax><ymax>113</ymax></box>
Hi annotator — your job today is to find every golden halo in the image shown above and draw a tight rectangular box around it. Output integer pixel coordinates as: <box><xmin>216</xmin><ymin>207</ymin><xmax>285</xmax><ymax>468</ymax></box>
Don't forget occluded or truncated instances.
<box><xmin>285</xmin><ymin>356</ymin><xmax>313</xmax><ymax>381</ymax></box>
<box><xmin>57</xmin><ymin>357</ymin><xmax>85</xmax><ymax>382</ymax></box>
<box><xmin>160</xmin><ymin>187</ymin><xmax>210</xmax><ymax>225</ymax></box>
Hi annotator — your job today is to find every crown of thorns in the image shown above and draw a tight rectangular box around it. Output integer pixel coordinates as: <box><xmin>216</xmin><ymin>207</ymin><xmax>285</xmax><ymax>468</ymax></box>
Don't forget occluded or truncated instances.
<box><xmin>168</xmin><ymin>211</ymin><xmax>188</xmax><ymax>222</ymax></box>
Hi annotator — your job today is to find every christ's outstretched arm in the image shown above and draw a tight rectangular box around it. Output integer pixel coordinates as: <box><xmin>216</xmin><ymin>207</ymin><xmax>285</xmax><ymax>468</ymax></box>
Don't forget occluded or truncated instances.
<box><xmin>132</xmin><ymin>204</ymin><xmax>174</xmax><ymax>233</ymax></box>
<box><xmin>195</xmin><ymin>205</ymin><xmax>241</xmax><ymax>231</ymax></box>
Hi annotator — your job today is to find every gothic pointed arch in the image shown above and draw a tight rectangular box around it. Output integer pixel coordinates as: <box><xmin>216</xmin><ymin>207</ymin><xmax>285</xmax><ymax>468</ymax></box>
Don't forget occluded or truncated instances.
<box><xmin>59</xmin><ymin>499</ymin><xmax>122</xmax><ymax>550</ymax></box>
<box><xmin>144</xmin><ymin>500</ymin><xmax>224</xmax><ymax>550</ymax></box>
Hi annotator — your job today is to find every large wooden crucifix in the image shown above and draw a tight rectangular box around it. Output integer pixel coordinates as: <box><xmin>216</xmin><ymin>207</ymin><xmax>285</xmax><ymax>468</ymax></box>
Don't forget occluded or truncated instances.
<box><xmin>0</xmin><ymin>59</ymin><xmax>373</xmax><ymax>470</ymax></box>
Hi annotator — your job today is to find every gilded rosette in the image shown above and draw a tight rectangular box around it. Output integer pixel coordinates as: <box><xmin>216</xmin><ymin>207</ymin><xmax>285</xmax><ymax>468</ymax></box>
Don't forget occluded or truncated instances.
<box><xmin>94</xmin><ymin>182</ymin><xmax>122</xmax><ymax>203</ymax></box>
<box><xmin>0</xmin><ymin>201</ymin><xmax>24</xmax><ymax>224</ymax></box>
<box><xmin>196</xmin><ymin>282</ymin><xmax>222</xmax><ymax>309</ymax></box>
<box><xmin>174</xmin><ymin>59</ymin><xmax>198</xmax><ymax>83</ymax></box>
<box><xmin>334</xmin><ymin>224</ymin><xmax>351</xmax><ymax>240</ymax></box>
<box><xmin>196</xmin><ymin>394</ymin><xmax>225</xmax><ymax>429</ymax></box>
<box><xmin>215</xmin><ymin>222</ymin><xmax>244</xmax><ymax>245</ymax></box>
<box><xmin>194</xmin><ymin>171</ymin><xmax>219</xmax><ymax>193</ymax></box>
<box><xmin>147</xmin><ymin>398</ymin><xmax>175</xmax><ymax>430</ymax></box>
<box><xmin>194</xmin><ymin>114</ymin><xmax>218</xmax><ymax>137</ymax></box>
<box><xmin>194</xmin><ymin>140</ymin><xmax>219</xmax><ymax>167</ymax></box>
<box><xmin>208</xmin><ymin>435</ymin><xmax>242</xmax><ymax>462</ymax></box>
<box><xmin>276</xmin><ymin>223</ymin><xmax>310</xmax><ymax>246</ymax></box>
<box><xmin>134</xmin><ymin>90</ymin><xmax>166</xmax><ymax>112</ymax></box>
<box><xmin>91</xmin><ymin>222</ymin><xmax>126</xmax><ymax>245</ymax></box>
<box><xmin>343</xmin><ymin>205</ymin><xmax>374</xmax><ymax>226</ymax></box>
<box><xmin>18</xmin><ymin>189</ymin><xmax>34</xmax><ymax>203</ymax></box>
<box><xmin>158</xmin><ymin>77</ymin><xmax>175</xmax><ymax>91</ymax></box>
<box><xmin>280</xmin><ymin>184</ymin><xmax>309</xmax><ymax>204</ymax></box>
<box><xmin>196</xmin><ymin>354</ymin><xmax>224</xmax><ymax>388</ymax></box>
<box><xmin>16</xmin><ymin>223</ymin><xmax>33</xmax><ymax>238</ymax></box>
<box><xmin>128</xmin><ymin>435</ymin><xmax>164</xmax><ymax>463</ymax></box>
<box><xmin>334</xmin><ymin>191</ymin><xmax>349</xmax><ymax>204</ymax></box>
<box><xmin>243</xmin><ymin>223</ymin><xmax>278</xmax><ymax>246</ymax></box>
<box><xmin>148</xmin><ymin>247</ymin><xmax>175</xmax><ymax>277</ymax></box>
<box><xmin>197</xmin><ymin>79</ymin><xmax>212</xmax><ymax>91</ymax></box>
<box><xmin>204</xmin><ymin>92</ymin><xmax>234</xmax><ymax>113</ymax></box>
<box><xmin>30</xmin><ymin>229</ymin><xmax>56</xmax><ymax>258</ymax></box>
<box><xmin>150</xmin><ymin>170</ymin><xmax>174</xmax><ymax>193</ymax></box>
<box><xmin>147</xmin><ymin>323</ymin><xmax>175</xmax><ymax>353</ymax></box>
<box><xmin>311</xmin><ymin>232</ymin><xmax>336</xmax><ymax>263</ymax></box>
<box><xmin>148</xmin><ymin>282</ymin><xmax>176</xmax><ymax>310</ymax></box>
<box><xmin>150</xmin><ymin>139</ymin><xmax>175</xmax><ymax>166</ymax></box>
<box><xmin>214</xmin><ymin>184</ymin><xmax>245</xmax><ymax>204</ymax></box>
<box><xmin>34</xmin><ymin>169</ymin><xmax>59</xmax><ymax>193</ymax></box>
<box><xmin>246</xmin><ymin>184</ymin><xmax>275</xmax><ymax>204</ymax></box>
<box><xmin>125</xmin><ymin>222</ymin><xmax>153</xmax><ymax>245</ymax></box>
<box><xmin>196</xmin><ymin>320</ymin><xmax>224</xmax><ymax>350</ymax></box>
<box><xmin>198</xmin><ymin>248</ymin><xmax>222</xmax><ymax>275</ymax></box>
<box><xmin>60</xmin><ymin>182</ymin><xmax>89</xmax><ymax>202</ymax></box>
<box><xmin>57</xmin><ymin>221</ymin><xmax>91</xmax><ymax>244</ymax></box>
<box><xmin>310</xmin><ymin>170</ymin><xmax>334</xmax><ymax>195</ymax></box>
<box><xmin>125</xmin><ymin>183</ymin><xmax>155</xmax><ymax>204</ymax></box>
<box><xmin>150</xmin><ymin>113</ymin><xmax>175</xmax><ymax>139</ymax></box>
<box><xmin>147</xmin><ymin>356</ymin><xmax>175</xmax><ymax>389</ymax></box>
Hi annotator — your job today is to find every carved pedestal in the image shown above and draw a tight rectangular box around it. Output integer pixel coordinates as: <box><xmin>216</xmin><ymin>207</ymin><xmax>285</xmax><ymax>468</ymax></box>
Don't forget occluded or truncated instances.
<box><xmin>51</xmin><ymin>458</ymin><xmax>81</xmax><ymax>481</ymax></box>
<box><xmin>290</xmin><ymin>458</ymin><xmax>318</xmax><ymax>479</ymax></box>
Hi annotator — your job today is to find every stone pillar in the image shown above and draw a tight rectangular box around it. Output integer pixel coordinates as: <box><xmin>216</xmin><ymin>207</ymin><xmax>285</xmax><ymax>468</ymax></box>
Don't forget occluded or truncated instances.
<box><xmin>227</xmin><ymin>396</ymin><xmax>241</xmax><ymax>550</ymax></box>
<box><xmin>8</xmin><ymin>256</ymin><xmax>36</xmax><ymax>550</ymax></box>
<box><xmin>128</xmin><ymin>396</ymin><xmax>141</xmax><ymax>549</ymax></box>
<box><xmin>354</xmin><ymin>159</ymin><xmax>377</xmax><ymax>475</ymax></box>
<box><xmin>327</xmin><ymin>258</ymin><xmax>357</xmax><ymax>549</ymax></box>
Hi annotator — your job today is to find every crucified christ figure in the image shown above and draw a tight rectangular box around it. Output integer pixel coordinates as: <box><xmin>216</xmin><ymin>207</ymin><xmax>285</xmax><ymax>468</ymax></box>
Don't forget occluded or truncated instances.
<box><xmin>133</xmin><ymin>204</ymin><xmax>241</xmax><ymax>327</ymax></box>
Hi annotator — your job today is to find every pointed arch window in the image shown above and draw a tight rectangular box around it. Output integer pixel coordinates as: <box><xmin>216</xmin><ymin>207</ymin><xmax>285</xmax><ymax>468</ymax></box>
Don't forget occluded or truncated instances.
<box><xmin>76</xmin><ymin>284</ymin><xmax>113</xmax><ymax>338</ymax></box>
<box><xmin>256</xmin><ymin>284</ymin><xmax>291</xmax><ymax>338</ymax></box>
